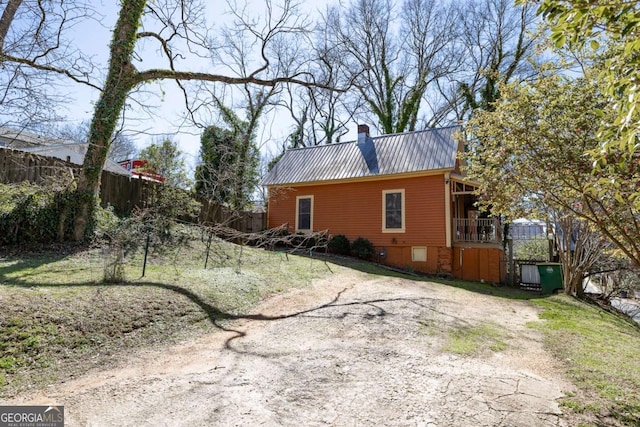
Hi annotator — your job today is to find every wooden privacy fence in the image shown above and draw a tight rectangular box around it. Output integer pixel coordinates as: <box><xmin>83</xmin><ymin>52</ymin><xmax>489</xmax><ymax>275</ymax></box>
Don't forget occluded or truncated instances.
<box><xmin>0</xmin><ymin>148</ymin><xmax>265</xmax><ymax>233</ymax></box>
<box><xmin>0</xmin><ymin>147</ymin><xmax>77</xmax><ymax>184</ymax></box>
<box><xmin>198</xmin><ymin>198</ymin><xmax>266</xmax><ymax>233</ymax></box>
<box><xmin>99</xmin><ymin>170</ymin><xmax>160</xmax><ymax>215</ymax></box>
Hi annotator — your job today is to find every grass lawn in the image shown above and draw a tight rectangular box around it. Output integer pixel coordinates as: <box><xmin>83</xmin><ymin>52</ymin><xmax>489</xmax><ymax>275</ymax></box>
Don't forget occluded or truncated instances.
<box><xmin>425</xmin><ymin>275</ymin><xmax>640</xmax><ymax>426</ymax></box>
<box><xmin>0</xmin><ymin>235</ymin><xmax>332</xmax><ymax>397</ymax></box>
<box><xmin>2</xmin><ymin>239</ymin><xmax>640</xmax><ymax>425</ymax></box>
<box><xmin>530</xmin><ymin>295</ymin><xmax>640</xmax><ymax>425</ymax></box>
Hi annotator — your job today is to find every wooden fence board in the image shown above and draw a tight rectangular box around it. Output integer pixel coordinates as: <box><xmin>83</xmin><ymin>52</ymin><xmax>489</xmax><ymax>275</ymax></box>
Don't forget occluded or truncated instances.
<box><xmin>0</xmin><ymin>148</ymin><xmax>265</xmax><ymax>233</ymax></box>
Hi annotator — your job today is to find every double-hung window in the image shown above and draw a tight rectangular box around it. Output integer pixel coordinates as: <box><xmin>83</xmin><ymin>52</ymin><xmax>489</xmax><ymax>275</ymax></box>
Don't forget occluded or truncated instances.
<box><xmin>382</xmin><ymin>189</ymin><xmax>405</xmax><ymax>233</ymax></box>
<box><xmin>296</xmin><ymin>195</ymin><xmax>313</xmax><ymax>232</ymax></box>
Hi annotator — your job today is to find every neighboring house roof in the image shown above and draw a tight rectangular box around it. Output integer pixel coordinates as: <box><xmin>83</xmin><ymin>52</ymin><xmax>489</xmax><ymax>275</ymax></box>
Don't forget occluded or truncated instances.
<box><xmin>0</xmin><ymin>126</ymin><xmax>131</xmax><ymax>176</ymax></box>
<box><xmin>262</xmin><ymin>126</ymin><xmax>461</xmax><ymax>186</ymax></box>
<box><xmin>20</xmin><ymin>144</ymin><xmax>131</xmax><ymax>176</ymax></box>
<box><xmin>118</xmin><ymin>159</ymin><xmax>165</xmax><ymax>182</ymax></box>
<box><xmin>0</xmin><ymin>126</ymin><xmax>67</xmax><ymax>148</ymax></box>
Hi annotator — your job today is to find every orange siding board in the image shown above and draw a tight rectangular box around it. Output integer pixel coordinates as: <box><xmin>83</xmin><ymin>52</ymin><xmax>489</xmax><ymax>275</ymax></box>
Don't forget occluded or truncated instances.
<box><xmin>379</xmin><ymin>246</ymin><xmax>440</xmax><ymax>274</ymax></box>
<box><xmin>268</xmin><ymin>174</ymin><xmax>447</xmax><ymax>248</ymax></box>
<box><xmin>479</xmin><ymin>251</ymin><xmax>490</xmax><ymax>281</ymax></box>
<box><xmin>268</xmin><ymin>175</ymin><xmax>449</xmax><ymax>275</ymax></box>
<box><xmin>465</xmin><ymin>249</ymin><xmax>480</xmax><ymax>281</ymax></box>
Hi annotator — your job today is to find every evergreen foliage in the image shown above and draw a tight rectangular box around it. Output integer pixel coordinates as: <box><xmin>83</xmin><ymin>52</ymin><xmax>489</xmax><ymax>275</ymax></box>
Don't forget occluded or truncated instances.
<box><xmin>351</xmin><ymin>237</ymin><xmax>374</xmax><ymax>260</ymax></box>
<box><xmin>195</xmin><ymin>110</ymin><xmax>260</xmax><ymax>210</ymax></box>
<box><xmin>328</xmin><ymin>234</ymin><xmax>351</xmax><ymax>255</ymax></box>
<box><xmin>138</xmin><ymin>138</ymin><xmax>191</xmax><ymax>189</ymax></box>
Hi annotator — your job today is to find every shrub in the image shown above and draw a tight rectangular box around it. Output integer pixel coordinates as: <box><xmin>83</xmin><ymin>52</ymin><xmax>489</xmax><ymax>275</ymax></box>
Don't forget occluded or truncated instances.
<box><xmin>0</xmin><ymin>183</ymin><xmax>96</xmax><ymax>245</ymax></box>
<box><xmin>100</xmin><ymin>185</ymin><xmax>201</xmax><ymax>282</ymax></box>
<box><xmin>94</xmin><ymin>205</ymin><xmax>121</xmax><ymax>241</ymax></box>
<box><xmin>328</xmin><ymin>234</ymin><xmax>350</xmax><ymax>255</ymax></box>
<box><xmin>351</xmin><ymin>237</ymin><xmax>374</xmax><ymax>260</ymax></box>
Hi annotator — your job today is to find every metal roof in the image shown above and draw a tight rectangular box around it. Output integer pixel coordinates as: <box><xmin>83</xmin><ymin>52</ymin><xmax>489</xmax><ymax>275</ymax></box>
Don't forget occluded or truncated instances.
<box><xmin>19</xmin><ymin>144</ymin><xmax>132</xmax><ymax>176</ymax></box>
<box><xmin>262</xmin><ymin>126</ymin><xmax>461</xmax><ymax>186</ymax></box>
<box><xmin>0</xmin><ymin>127</ymin><xmax>67</xmax><ymax>148</ymax></box>
<box><xmin>0</xmin><ymin>127</ymin><xmax>131</xmax><ymax>176</ymax></box>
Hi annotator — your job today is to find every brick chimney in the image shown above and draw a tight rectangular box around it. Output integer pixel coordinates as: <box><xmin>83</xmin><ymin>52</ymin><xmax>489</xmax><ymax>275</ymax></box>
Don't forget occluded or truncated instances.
<box><xmin>356</xmin><ymin>124</ymin><xmax>378</xmax><ymax>174</ymax></box>
<box><xmin>357</xmin><ymin>124</ymin><xmax>370</xmax><ymax>146</ymax></box>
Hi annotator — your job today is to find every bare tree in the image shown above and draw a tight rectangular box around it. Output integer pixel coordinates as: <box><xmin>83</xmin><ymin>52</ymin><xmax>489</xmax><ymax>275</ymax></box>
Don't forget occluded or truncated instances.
<box><xmin>322</xmin><ymin>0</ymin><xmax>463</xmax><ymax>134</ymax></box>
<box><xmin>553</xmin><ymin>210</ymin><xmax>609</xmax><ymax>298</ymax></box>
<box><xmin>0</xmin><ymin>0</ymin><xmax>338</xmax><ymax>241</ymax></box>
<box><xmin>0</xmin><ymin>1</ymin><xmax>100</xmax><ymax>129</ymax></box>
<box><xmin>454</xmin><ymin>0</ymin><xmax>539</xmax><ymax>120</ymax></box>
<box><xmin>187</xmin><ymin>7</ymin><xmax>285</xmax><ymax>211</ymax></box>
<box><xmin>279</xmin><ymin>81</ymin><xmax>353</xmax><ymax>148</ymax></box>
<box><xmin>279</xmin><ymin>26</ymin><xmax>356</xmax><ymax>148</ymax></box>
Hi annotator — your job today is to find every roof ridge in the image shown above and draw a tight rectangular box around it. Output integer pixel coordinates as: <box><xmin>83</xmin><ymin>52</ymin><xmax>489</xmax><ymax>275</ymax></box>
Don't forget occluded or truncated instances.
<box><xmin>0</xmin><ymin>126</ymin><xmax>74</xmax><ymax>146</ymax></box>
<box><xmin>370</xmin><ymin>125</ymin><xmax>460</xmax><ymax>140</ymax></box>
<box><xmin>25</xmin><ymin>142</ymin><xmax>86</xmax><ymax>149</ymax></box>
<box><xmin>285</xmin><ymin>125</ymin><xmax>460</xmax><ymax>152</ymax></box>
<box><xmin>286</xmin><ymin>139</ymin><xmax>354</xmax><ymax>152</ymax></box>
<box><xmin>263</xmin><ymin>125</ymin><xmax>460</xmax><ymax>186</ymax></box>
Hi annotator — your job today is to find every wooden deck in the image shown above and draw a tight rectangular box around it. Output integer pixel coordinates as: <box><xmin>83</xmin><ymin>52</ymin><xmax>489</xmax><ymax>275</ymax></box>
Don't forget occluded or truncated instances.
<box><xmin>453</xmin><ymin>218</ymin><xmax>502</xmax><ymax>244</ymax></box>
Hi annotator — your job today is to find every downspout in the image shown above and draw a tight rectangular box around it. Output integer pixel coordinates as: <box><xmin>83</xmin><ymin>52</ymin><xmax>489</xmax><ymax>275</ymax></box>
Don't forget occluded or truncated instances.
<box><xmin>445</xmin><ymin>172</ymin><xmax>451</xmax><ymax>248</ymax></box>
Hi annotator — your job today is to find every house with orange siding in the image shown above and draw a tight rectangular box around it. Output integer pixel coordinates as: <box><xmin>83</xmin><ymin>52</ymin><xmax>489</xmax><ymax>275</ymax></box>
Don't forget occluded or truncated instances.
<box><xmin>262</xmin><ymin>125</ymin><xmax>505</xmax><ymax>283</ymax></box>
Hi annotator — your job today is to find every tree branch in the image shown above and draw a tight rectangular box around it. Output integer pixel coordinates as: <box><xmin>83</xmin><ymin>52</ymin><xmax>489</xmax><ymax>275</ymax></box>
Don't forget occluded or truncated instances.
<box><xmin>134</xmin><ymin>68</ymin><xmax>343</xmax><ymax>92</ymax></box>
<box><xmin>2</xmin><ymin>53</ymin><xmax>102</xmax><ymax>91</ymax></box>
<box><xmin>137</xmin><ymin>31</ymin><xmax>178</xmax><ymax>69</ymax></box>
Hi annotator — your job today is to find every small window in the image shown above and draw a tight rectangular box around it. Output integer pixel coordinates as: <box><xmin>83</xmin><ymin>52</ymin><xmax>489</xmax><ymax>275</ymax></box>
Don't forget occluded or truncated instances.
<box><xmin>412</xmin><ymin>246</ymin><xmax>427</xmax><ymax>262</ymax></box>
<box><xmin>382</xmin><ymin>189</ymin><xmax>405</xmax><ymax>233</ymax></box>
<box><xmin>296</xmin><ymin>195</ymin><xmax>313</xmax><ymax>232</ymax></box>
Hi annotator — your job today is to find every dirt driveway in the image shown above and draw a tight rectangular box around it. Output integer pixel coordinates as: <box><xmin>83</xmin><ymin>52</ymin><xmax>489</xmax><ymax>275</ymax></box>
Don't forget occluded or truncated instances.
<box><xmin>11</xmin><ymin>271</ymin><xmax>571</xmax><ymax>426</ymax></box>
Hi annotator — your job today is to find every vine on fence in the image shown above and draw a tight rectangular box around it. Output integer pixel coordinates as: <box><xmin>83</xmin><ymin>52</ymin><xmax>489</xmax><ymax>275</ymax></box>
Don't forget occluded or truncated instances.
<box><xmin>0</xmin><ymin>182</ymin><xmax>98</xmax><ymax>245</ymax></box>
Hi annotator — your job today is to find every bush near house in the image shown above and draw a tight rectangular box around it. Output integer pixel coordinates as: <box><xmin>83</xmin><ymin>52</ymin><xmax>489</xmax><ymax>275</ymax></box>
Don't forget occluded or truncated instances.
<box><xmin>328</xmin><ymin>234</ymin><xmax>350</xmax><ymax>255</ymax></box>
<box><xmin>351</xmin><ymin>237</ymin><xmax>374</xmax><ymax>260</ymax></box>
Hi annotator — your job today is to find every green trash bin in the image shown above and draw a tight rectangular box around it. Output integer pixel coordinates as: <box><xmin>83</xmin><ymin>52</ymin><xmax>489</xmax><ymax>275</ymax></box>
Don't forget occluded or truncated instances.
<box><xmin>537</xmin><ymin>263</ymin><xmax>563</xmax><ymax>294</ymax></box>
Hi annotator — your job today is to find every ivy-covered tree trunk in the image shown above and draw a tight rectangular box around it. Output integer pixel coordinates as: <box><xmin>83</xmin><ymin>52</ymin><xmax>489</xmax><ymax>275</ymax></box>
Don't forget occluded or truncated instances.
<box><xmin>72</xmin><ymin>0</ymin><xmax>145</xmax><ymax>240</ymax></box>
<box><xmin>2</xmin><ymin>0</ymin><xmax>336</xmax><ymax>242</ymax></box>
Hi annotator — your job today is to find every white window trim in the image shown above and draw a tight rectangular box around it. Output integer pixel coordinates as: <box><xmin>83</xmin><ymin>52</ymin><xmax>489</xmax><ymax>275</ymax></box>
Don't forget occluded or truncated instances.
<box><xmin>412</xmin><ymin>246</ymin><xmax>427</xmax><ymax>262</ymax></box>
<box><xmin>295</xmin><ymin>195</ymin><xmax>314</xmax><ymax>232</ymax></box>
<box><xmin>382</xmin><ymin>189</ymin><xmax>405</xmax><ymax>233</ymax></box>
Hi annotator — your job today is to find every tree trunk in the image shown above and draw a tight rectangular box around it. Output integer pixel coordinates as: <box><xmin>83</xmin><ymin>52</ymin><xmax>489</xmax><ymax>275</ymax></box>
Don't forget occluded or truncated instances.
<box><xmin>0</xmin><ymin>0</ymin><xmax>22</xmax><ymax>51</ymax></box>
<box><xmin>576</xmin><ymin>277</ymin><xmax>585</xmax><ymax>299</ymax></box>
<box><xmin>72</xmin><ymin>0</ymin><xmax>146</xmax><ymax>240</ymax></box>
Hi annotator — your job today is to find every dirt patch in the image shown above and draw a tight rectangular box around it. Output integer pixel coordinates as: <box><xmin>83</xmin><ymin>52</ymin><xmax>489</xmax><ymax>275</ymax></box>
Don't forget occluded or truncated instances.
<box><xmin>6</xmin><ymin>271</ymin><xmax>573</xmax><ymax>426</ymax></box>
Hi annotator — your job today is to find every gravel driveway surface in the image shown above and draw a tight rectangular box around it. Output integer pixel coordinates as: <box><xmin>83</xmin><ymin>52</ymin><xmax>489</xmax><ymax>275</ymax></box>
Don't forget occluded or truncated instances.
<box><xmin>9</xmin><ymin>271</ymin><xmax>571</xmax><ymax>426</ymax></box>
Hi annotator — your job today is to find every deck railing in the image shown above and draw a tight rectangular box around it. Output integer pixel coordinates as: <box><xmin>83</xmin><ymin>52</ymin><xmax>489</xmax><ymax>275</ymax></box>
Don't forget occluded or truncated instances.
<box><xmin>453</xmin><ymin>218</ymin><xmax>502</xmax><ymax>244</ymax></box>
